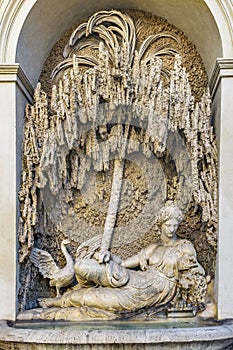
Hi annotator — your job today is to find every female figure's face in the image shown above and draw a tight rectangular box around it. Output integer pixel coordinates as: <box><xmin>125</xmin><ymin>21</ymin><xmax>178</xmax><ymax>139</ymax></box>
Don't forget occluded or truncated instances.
<box><xmin>161</xmin><ymin>218</ymin><xmax>179</xmax><ymax>244</ymax></box>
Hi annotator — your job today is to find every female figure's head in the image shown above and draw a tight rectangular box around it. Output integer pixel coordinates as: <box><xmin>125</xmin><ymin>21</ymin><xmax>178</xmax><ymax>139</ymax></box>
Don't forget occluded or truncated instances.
<box><xmin>158</xmin><ymin>201</ymin><xmax>183</xmax><ymax>244</ymax></box>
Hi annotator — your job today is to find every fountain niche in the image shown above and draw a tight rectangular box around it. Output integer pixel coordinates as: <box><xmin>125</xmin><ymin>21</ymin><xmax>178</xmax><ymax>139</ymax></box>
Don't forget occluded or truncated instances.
<box><xmin>1</xmin><ymin>8</ymin><xmax>233</xmax><ymax>350</ymax></box>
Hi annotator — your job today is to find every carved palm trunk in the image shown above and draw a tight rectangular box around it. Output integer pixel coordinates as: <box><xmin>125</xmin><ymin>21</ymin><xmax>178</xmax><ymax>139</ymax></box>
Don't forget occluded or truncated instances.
<box><xmin>101</xmin><ymin>124</ymin><xmax>129</xmax><ymax>254</ymax></box>
<box><xmin>100</xmin><ymin>158</ymin><xmax>125</xmax><ymax>253</ymax></box>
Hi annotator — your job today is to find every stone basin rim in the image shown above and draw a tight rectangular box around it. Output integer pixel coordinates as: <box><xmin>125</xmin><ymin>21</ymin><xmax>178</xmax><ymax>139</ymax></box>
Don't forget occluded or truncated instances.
<box><xmin>0</xmin><ymin>319</ymin><xmax>233</xmax><ymax>345</ymax></box>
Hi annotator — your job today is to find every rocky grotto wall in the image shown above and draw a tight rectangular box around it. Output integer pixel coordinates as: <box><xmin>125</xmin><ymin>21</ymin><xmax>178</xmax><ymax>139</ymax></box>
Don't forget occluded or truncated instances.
<box><xmin>16</xmin><ymin>10</ymin><xmax>217</xmax><ymax>317</ymax></box>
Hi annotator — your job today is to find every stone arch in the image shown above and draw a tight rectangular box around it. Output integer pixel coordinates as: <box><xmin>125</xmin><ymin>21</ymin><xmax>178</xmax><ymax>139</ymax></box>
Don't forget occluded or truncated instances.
<box><xmin>0</xmin><ymin>0</ymin><xmax>232</xmax><ymax>321</ymax></box>
<box><xmin>0</xmin><ymin>0</ymin><xmax>232</xmax><ymax>82</ymax></box>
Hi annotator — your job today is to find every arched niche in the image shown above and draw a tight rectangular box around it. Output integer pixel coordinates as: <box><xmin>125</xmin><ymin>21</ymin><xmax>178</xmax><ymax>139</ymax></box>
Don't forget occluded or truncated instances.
<box><xmin>0</xmin><ymin>0</ymin><xmax>233</xmax><ymax>321</ymax></box>
<box><xmin>15</xmin><ymin>0</ymin><xmax>225</xmax><ymax>87</ymax></box>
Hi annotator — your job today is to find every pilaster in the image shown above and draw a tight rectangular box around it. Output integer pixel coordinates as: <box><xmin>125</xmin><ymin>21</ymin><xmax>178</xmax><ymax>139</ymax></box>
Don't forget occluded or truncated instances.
<box><xmin>0</xmin><ymin>64</ymin><xmax>33</xmax><ymax>320</ymax></box>
<box><xmin>210</xmin><ymin>58</ymin><xmax>233</xmax><ymax>319</ymax></box>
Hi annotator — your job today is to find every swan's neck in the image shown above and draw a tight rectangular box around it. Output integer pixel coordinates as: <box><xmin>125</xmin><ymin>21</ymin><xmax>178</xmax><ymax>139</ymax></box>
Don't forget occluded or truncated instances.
<box><xmin>61</xmin><ymin>243</ymin><xmax>73</xmax><ymax>265</ymax></box>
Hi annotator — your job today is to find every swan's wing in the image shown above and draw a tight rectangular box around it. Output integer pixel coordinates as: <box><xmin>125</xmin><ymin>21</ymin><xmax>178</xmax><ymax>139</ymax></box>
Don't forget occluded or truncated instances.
<box><xmin>30</xmin><ymin>248</ymin><xmax>59</xmax><ymax>279</ymax></box>
<box><xmin>75</xmin><ymin>234</ymin><xmax>102</xmax><ymax>259</ymax></box>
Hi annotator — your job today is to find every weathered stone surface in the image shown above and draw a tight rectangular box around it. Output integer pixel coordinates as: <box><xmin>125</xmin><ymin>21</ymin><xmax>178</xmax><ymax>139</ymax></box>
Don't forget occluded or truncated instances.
<box><xmin>0</xmin><ymin>320</ymin><xmax>233</xmax><ymax>349</ymax></box>
<box><xmin>40</xmin><ymin>9</ymin><xmax>208</xmax><ymax>102</ymax></box>
<box><xmin>18</xmin><ymin>10</ymin><xmax>217</xmax><ymax>318</ymax></box>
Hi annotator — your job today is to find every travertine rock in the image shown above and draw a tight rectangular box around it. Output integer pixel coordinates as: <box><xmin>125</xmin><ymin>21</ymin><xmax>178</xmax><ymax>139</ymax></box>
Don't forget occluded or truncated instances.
<box><xmin>18</xmin><ymin>9</ymin><xmax>217</xmax><ymax>312</ymax></box>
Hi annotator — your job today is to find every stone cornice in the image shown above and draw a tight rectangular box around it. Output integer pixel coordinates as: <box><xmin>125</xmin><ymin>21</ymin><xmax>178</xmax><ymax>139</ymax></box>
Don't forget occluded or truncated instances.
<box><xmin>0</xmin><ymin>64</ymin><xmax>34</xmax><ymax>102</ymax></box>
<box><xmin>210</xmin><ymin>58</ymin><xmax>233</xmax><ymax>98</ymax></box>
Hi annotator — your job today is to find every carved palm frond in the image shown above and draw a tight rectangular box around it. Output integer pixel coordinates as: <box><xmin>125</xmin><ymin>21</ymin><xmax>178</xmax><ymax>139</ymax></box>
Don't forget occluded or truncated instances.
<box><xmin>51</xmin><ymin>56</ymin><xmax>98</xmax><ymax>80</ymax></box>
<box><xmin>138</xmin><ymin>32</ymin><xmax>180</xmax><ymax>62</ymax></box>
<box><xmin>65</xmin><ymin>37</ymin><xmax>102</xmax><ymax>58</ymax></box>
<box><xmin>63</xmin><ymin>10</ymin><xmax>135</xmax><ymax>64</ymax></box>
<box><xmin>53</xmin><ymin>10</ymin><xmax>179</xmax><ymax>80</ymax></box>
<box><xmin>65</xmin><ymin>22</ymin><xmax>87</xmax><ymax>54</ymax></box>
<box><xmin>85</xmin><ymin>10</ymin><xmax>136</xmax><ymax>64</ymax></box>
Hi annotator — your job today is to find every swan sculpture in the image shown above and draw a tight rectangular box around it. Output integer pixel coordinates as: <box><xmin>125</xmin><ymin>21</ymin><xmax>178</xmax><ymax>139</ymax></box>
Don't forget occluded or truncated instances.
<box><xmin>30</xmin><ymin>239</ymin><xmax>75</xmax><ymax>297</ymax></box>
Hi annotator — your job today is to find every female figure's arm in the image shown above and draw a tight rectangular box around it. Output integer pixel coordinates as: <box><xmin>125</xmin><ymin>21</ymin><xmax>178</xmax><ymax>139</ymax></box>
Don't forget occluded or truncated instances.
<box><xmin>121</xmin><ymin>244</ymin><xmax>157</xmax><ymax>270</ymax></box>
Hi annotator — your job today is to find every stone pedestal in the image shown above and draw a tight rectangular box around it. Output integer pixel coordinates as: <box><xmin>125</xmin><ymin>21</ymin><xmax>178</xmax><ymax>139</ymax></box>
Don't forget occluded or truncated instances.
<box><xmin>0</xmin><ymin>320</ymin><xmax>233</xmax><ymax>350</ymax></box>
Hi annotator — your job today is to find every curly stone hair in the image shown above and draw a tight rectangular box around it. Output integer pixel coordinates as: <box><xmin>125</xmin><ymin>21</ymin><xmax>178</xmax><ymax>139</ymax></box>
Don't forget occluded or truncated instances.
<box><xmin>157</xmin><ymin>200</ymin><xmax>183</xmax><ymax>225</ymax></box>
